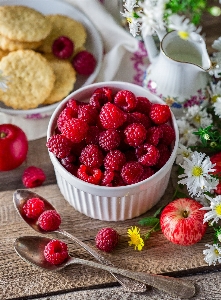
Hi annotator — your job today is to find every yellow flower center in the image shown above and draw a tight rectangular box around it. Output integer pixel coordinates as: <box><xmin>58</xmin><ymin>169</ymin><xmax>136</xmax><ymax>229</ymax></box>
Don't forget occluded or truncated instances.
<box><xmin>215</xmin><ymin>204</ymin><xmax>221</xmax><ymax>216</ymax></box>
<box><xmin>127</xmin><ymin>17</ymin><xmax>132</xmax><ymax>23</ymax></box>
<box><xmin>193</xmin><ymin>115</ymin><xmax>201</xmax><ymax>123</ymax></box>
<box><xmin>183</xmin><ymin>151</ymin><xmax>190</xmax><ymax>158</ymax></box>
<box><xmin>211</xmin><ymin>95</ymin><xmax>220</xmax><ymax>103</ymax></box>
<box><xmin>178</xmin><ymin>31</ymin><xmax>189</xmax><ymax>40</ymax></box>
<box><xmin>214</xmin><ymin>249</ymin><xmax>220</xmax><ymax>255</ymax></box>
<box><xmin>192</xmin><ymin>166</ymin><xmax>203</xmax><ymax>177</ymax></box>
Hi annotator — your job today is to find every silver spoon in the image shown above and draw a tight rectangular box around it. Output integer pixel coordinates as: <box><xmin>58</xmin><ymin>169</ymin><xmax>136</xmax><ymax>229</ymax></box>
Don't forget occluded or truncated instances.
<box><xmin>13</xmin><ymin>189</ymin><xmax>146</xmax><ymax>292</ymax></box>
<box><xmin>14</xmin><ymin>236</ymin><xmax>195</xmax><ymax>299</ymax></box>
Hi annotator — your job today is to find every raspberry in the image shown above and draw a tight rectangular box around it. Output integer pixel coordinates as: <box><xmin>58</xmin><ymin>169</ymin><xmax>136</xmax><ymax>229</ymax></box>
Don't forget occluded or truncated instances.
<box><xmin>44</xmin><ymin>239</ymin><xmax>68</xmax><ymax>265</ymax></box>
<box><xmin>140</xmin><ymin>167</ymin><xmax>155</xmax><ymax>181</ymax></box>
<box><xmin>99</xmin><ymin>129</ymin><xmax>121</xmax><ymax>151</ymax></box>
<box><xmin>22</xmin><ymin>166</ymin><xmax>46</xmax><ymax>188</ymax></box>
<box><xmin>78</xmin><ymin>104</ymin><xmax>99</xmax><ymax>125</ymax></box>
<box><xmin>79</xmin><ymin>144</ymin><xmax>104</xmax><ymax>168</ymax></box>
<box><xmin>46</xmin><ymin>134</ymin><xmax>73</xmax><ymax>158</ymax></box>
<box><xmin>99</xmin><ymin>103</ymin><xmax>127</xmax><ymax>129</ymax></box>
<box><xmin>66</xmin><ymin>98</ymin><xmax>79</xmax><ymax>112</ymax></box>
<box><xmin>89</xmin><ymin>87</ymin><xmax>113</xmax><ymax>110</ymax></box>
<box><xmin>52</xmin><ymin>36</ymin><xmax>74</xmax><ymax>59</ymax></box>
<box><xmin>71</xmin><ymin>140</ymin><xmax>87</xmax><ymax>156</ymax></box>
<box><xmin>85</xmin><ymin>126</ymin><xmax>100</xmax><ymax>145</ymax></box>
<box><xmin>155</xmin><ymin>143</ymin><xmax>171</xmax><ymax>169</ymax></box>
<box><xmin>126</xmin><ymin>112</ymin><xmax>151</xmax><ymax>129</ymax></box>
<box><xmin>124</xmin><ymin>123</ymin><xmax>147</xmax><ymax>147</ymax></box>
<box><xmin>101</xmin><ymin>170</ymin><xmax>115</xmax><ymax>186</ymax></box>
<box><xmin>136</xmin><ymin>143</ymin><xmax>160</xmax><ymax>166</ymax></box>
<box><xmin>114</xmin><ymin>90</ymin><xmax>137</xmax><ymax>112</ymax></box>
<box><xmin>38</xmin><ymin>210</ymin><xmax>61</xmax><ymax>231</ymax></box>
<box><xmin>61</xmin><ymin>118</ymin><xmax>89</xmax><ymax>143</ymax></box>
<box><xmin>158</xmin><ymin>123</ymin><xmax>176</xmax><ymax>145</ymax></box>
<box><xmin>72</xmin><ymin>50</ymin><xmax>96</xmax><ymax>75</ymax></box>
<box><xmin>121</xmin><ymin>161</ymin><xmax>144</xmax><ymax>185</ymax></box>
<box><xmin>145</xmin><ymin>126</ymin><xmax>163</xmax><ymax>146</ymax></box>
<box><xmin>57</xmin><ymin>106</ymin><xmax>78</xmax><ymax>132</ymax></box>
<box><xmin>95</xmin><ymin>228</ymin><xmax>119</xmax><ymax>252</ymax></box>
<box><xmin>136</xmin><ymin>96</ymin><xmax>151</xmax><ymax>114</ymax></box>
<box><xmin>149</xmin><ymin>104</ymin><xmax>171</xmax><ymax>124</ymax></box>
<box><xmin>77</xmin><ymin>165</ymin><xmax>103</xmax><ymax>185</ymax></box>
<box><xmin>60</xmin><ymin>155</ymin><xmax>77</xmax><ymax>175</ymax></box>
<box><xmin>104</xmin><ymin>150</ymin><xmax>126</xmax><ymax>171</ymax></box>
<box><xmin>23</xmin><ymin>197</ymin><xmax>45</xmax><ymax>219</ymax></box>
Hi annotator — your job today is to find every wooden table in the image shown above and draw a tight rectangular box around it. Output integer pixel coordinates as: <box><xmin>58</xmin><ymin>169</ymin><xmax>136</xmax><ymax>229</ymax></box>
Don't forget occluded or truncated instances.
<box><xmin>1</xmin><ymin>3</ymin><xmax>221</xmax><ymax>299</ymax></box>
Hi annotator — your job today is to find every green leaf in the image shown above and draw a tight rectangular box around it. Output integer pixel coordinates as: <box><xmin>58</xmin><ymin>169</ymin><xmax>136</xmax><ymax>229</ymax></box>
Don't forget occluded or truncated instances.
<box><xmin>138</xmin><ymin>217</ymin><xmax>159</xmax><ymax>227</ymax></box>
<box><xmin>153</xmin><ymin>206</ymin><xmax>164</xmax><ymax>218</ymax></box>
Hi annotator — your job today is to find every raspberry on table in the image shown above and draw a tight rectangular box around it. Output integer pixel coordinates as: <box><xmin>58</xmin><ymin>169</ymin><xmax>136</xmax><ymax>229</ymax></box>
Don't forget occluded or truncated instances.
<box><xmin>136</xmin><ymin>143</ymin><xmax>160</xmax><ymax>166</ymax></box>
<box><xmin>44</xmin><ymin>239</ymin><xmax>68</xmax><ymax>265</ymax></box>
<box><xmin>121</xmin><ymin>161</ymin><xmax>144</xmax><ymax>185</ymax></box>
<box><xmin>72</xmin><ymin>50</ymin><xmax>96</xmax><ymax>75</ymax></box>
<box><xmin>95</xmin><ymin>228</ymin><xmax>119</xmax><ymax>252</ymax></box>
<box><xmin>57</xmin><ymin>106</ymin><xmax>78</xmax><ymax>132</ymax></box>
<box><xmin>38</xmin><ymin>210</ymin><xmax>61</xmax><ymax>231</ymax></box>
<box><xmin>22</xmin><ymin>166</ymin><xmax>46</xmax><ymax>188</ymax></box>
<box><xmin>78</xmin><ymin>104</ymin><xmax>99</xmax><ymax>125</ymax></box>
<box><xmin>99</xmin><ymin>129</ymin><xmax>121</xmax><ymax>151</ymax></box>
<box><xmin>149</xmin><ymin>103</ymin><xmax>171</xmax><ymax>124</ymax></box>
<box><xmin>23</xmin><ymin>197</ymin><xmax>45</xmax><ymax>219</ymax></box>
<box><xmin>104</xmin><ymin>150</ymin><xmax>126</xmax><ymax>171</ymax></box>
<box><xmin>61</xmin><ymin>118</ymin><xmax>89</xmax><ymax>143</ymax></box>
<box><xmin>124</xmin><ymin>123</ymin><xmax>147</xmax><ymax>147</ymax></box>
<box><xmin>52</xmin><ymin>36</ymin><xmax>74</xmax><ymax>59</ymax></box>
<box><xmin>99</xmin><ymin>102</ymin><xmax>127</xmax><ymax>129</ymax></box>
<box><xmin>77</xmin><ymin>165</ymin><xmax>103</xmax><ymax>185</ymax></box>
<box><xmin>114</xmin><ymin>90</ymin><xmax>137</xmax><ymax>112</ymax></box>
<box><xmin>79</xmin><ymin>144</ymin><xmax>104</xmax><ymax>168</ymax></box>
<box><xmin>46</xmin><ymin>134</ymin><xmax>73</xmax><ymax>159</ymax></box>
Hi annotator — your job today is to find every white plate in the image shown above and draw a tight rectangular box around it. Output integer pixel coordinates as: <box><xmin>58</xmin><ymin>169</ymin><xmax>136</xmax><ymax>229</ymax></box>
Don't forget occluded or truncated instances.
<box><xmin>0</xmin><ymin>0</ymin><xmax>103</xmax><ymax>116</ymax></box>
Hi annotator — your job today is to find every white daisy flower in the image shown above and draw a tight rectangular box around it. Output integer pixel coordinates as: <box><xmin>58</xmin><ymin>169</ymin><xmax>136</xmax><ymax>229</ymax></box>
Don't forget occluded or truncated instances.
<box><xmin>176</xmin><ymin>119</ymin><xmax>199</xmax><ymax>146</ymax></box>
<box><xmin>203</xmin><ymin>244</ymin><xmax>221</xmax><ymax>266</ymax></box>
<box><xmin>121</xmin><ymin>0</ymin><xmax>140</xmax><ymax>36</ymax></box>
<box><xmin>185</xmin><ymin>105</ymin><xmax>213</xmax><ymax>128</ymax></box>
<box><xmin>200</xmin><ymin>194</ymin><xmax>221</xmax><ymax>225</ymax></box>
<box><xmin>0</xmin><ymin>70</ymin><xmax>9</xmax><ymax>91</ymax></box>
<box><xmin>209</xmin><ymin>53</ymin><xmax>221</xmax><ymax>78</ymax></box>
<box><xmin>123</xmin><ymin>0</ymin><xmax>138</xmax><ymax>12</ymax></box>
<box><xmin>167</xmin><ymin>14</ymin><xmax>201</xmax><ymax>41</ymax></box>
<box><xmin>209</xmin><ymin>80</ymin><xmax>221</xmax><ymax>100</ymax></box>
<box><xmin>178</xmin><ymin>151</ymin><xmax>218</xmax><ymax>197</ymax></box>
<box><xmin>212</xmin><ymin>96</ymin><xmax>221</xmax><ymax>118</ymax></box>
<box><xmin>175</xmin><ymin>143</ymin><xmax>193</xmax><ymax>165</ymax></box>
<box><xmin>212</xmin><ymin>37</ymin><xmax>221</xmax><ymax>52</ymax></box>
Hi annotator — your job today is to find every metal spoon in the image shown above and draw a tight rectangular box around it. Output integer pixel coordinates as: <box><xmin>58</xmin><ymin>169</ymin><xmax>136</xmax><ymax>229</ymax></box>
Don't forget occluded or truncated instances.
<box><xmin>14</xmin><ymin>236</ymin><xmax>195</xmax><ymax>299</ymax></box>
<box><xmin>13</xmin><ymin>189</ymin><xmax>146</xmax><ymax>292</ymax></box>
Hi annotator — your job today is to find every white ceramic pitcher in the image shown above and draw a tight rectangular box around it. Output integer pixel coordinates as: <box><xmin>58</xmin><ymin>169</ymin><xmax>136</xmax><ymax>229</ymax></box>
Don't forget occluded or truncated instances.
<box><xmin>142</xmin><ymin>30</ymin><xmax>212</xmax><ymax>117</ymax></box>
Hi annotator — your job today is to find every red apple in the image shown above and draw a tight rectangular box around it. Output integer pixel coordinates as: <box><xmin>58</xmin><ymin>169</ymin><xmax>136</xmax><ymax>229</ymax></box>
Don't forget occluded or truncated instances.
<box><xmin>160</xmin><ymin>198</ymin><xmax>208</xmax><ymax>246</ymax></box>
<box><xmin>0</xmin><ymin>124</ymin><xmax>28</xmax><ymax>171</ymax></box>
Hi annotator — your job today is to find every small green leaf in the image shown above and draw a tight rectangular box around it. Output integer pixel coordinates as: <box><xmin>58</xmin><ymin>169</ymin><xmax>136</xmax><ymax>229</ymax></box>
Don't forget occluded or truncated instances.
<box><xmin>153</xmin><ymin>206</ymin><xmax>164</xmax><ymax>218</ymax></box>
<box><xmin>138</xmin><ymin>217</ymin><xmax>159</xmax><ymax>227</ymax></box>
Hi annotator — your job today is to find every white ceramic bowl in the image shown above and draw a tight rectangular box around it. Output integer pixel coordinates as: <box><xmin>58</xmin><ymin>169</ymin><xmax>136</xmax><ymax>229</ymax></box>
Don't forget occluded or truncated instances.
<box><xmin>47</xmin><ymin>81</ymin><xmax>179</xmax><ymax>221</ymax></box>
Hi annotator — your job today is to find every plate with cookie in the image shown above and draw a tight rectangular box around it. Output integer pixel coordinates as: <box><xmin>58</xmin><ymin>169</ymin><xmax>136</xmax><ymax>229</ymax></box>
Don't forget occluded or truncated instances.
<box><xmin>0</xmin><ymin>0</ymin><xmax>103</xmax><ymax>118</ymax></box>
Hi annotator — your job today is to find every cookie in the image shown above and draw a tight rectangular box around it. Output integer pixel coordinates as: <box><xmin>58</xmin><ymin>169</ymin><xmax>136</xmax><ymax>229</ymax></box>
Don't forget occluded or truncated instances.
<box><xmin>0</xmin><ymin>33</ymin><xmax>43</xmax><ymax>51</ymax></box>
<box><xmin>0</xmin><ymin>50</ymin><xmax>55</xmax><ymax>109</ymax></box>
<box><xmin>0</xmin><ymin>5</ymin><xmax>52</xmax><ymax>42</ymax></box>
<box><xmin>38</xmin><ymin>14</ymin><xmax>86</xmax><ymax>54</ymax></box>
<box><xmin>43</xmin><ymin>56</ymin><xmax>76</xmax><ymax>105</ymax></box>
<box><xmin>0</xmin><ymin>48</ymin><xmax>9</xmax><ymax>60</ymax></box>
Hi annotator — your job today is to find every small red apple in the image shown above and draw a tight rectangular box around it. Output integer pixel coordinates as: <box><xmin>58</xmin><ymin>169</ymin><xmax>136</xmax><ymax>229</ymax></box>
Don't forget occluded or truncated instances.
<box><xmin>160</xmin><ymin>198</ymin><xmax>208</xmax><ymax>246</ymax></box>
<box><xmin>0</xmin><ymin>124</ymin><xmax>28</xmax><ymax>171</ymax></box>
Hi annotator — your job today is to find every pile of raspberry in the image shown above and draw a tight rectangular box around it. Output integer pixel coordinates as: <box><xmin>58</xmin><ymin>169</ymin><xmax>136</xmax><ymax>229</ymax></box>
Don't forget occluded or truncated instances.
<box><xmin>46</xmin><ymin>87</ymin><xmax>176</xmax><ymax>186</ymax></box>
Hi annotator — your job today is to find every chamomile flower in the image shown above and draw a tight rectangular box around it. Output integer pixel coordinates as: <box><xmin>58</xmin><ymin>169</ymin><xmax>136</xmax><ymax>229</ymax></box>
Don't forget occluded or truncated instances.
<box><xmin>201</xmin><ymin>194</ymin><xmax>221</xmax><ymax>225</ymax></box>
<box><xmin>127</xmin><ymin>226</ymin><xmax>144</xmax><ymax>251</ymax></box>
<box><xmin>0</xmin><ymin>70</ymin><xmax>9</xmax><ymax>91</ymax></box>
<box><xmin>212</xmin><ymin>97</ymin><xmax>221</xmax><ymax>118</ymax></box>
<box><xmin>175</xmin><ymin>143</ymin><xmax>193</xmax><ymax>165</ymax></box>
<box><xmin>176</xmin><ymin>119</ymin><xmax>199</xmax><ymax>146</ymax></box>
<box><xmin>167</xmin><ymin>14</ymin><xmax>201</xmax><ymax>40</ymax></box>
<box><xmin>203</xmin><ymin>243</ymin><xmax>221</xmax><ymax>266</ymax></box>
<box><xmin>212</xmin><ymin>37</ymin><xmax>221</xmax><ymax>51</ymax></box>
<box><xmin>121</xmin><ymin>0</ymin><xmax>140</xmax><ymax>37</ymax></box>
<box><xmin>209</xmin><ymin>81</ymin><xmax>221</xmax><ymax>102</ymax></box>
<box><xmin>185</xmin><ymin>105</ymin><xmax>213</xmax><ymax>128</ymax></box>
<box><xmin>178</xmin><ymin>151</ymin><xmax>218</xmax><ymax>197</ymax></box>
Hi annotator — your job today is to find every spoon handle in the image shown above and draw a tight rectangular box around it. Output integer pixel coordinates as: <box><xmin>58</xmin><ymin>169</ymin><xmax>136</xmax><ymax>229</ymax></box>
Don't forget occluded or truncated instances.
<box><xmin>58</xmin><ymin>229</ymin><xmax>146</xmax><ymax>292</ymax></box>
<box><xmin>71</xmin><ymin>257</ymin><xmax>195</xmax><ymax>299</ymax></box>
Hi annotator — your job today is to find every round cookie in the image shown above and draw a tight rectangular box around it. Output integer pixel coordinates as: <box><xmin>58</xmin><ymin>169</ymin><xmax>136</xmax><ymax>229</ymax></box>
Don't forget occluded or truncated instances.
<box><xmin>0</xmin><ymin>33</ymin><xmax>43</xmax><ymax>51</ymax></box>
<box><xmin>38</xmin><ymin>14</ymin><xmax>86</xmax><ymax>54</ymax></box>
<box><xmin>0</xmin><ymin>50</ymin><xmax>55</xmax><ymax>109</ymax></box>
<box><xmin>0</xmin><ymin>5</ymin><xmax>52</xmax><ymax>42</ymax></box>
<box><xmin>43</xmin><ymin>56</ymin><xmax>76</xmax><ymax>105</ymax></box>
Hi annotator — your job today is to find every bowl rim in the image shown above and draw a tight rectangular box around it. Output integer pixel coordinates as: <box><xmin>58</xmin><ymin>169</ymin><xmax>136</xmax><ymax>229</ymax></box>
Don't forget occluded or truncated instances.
<box><xmin>47</xmin><ymin>81</ymin><xmax>179</xmax><ymax>197</ymax></box>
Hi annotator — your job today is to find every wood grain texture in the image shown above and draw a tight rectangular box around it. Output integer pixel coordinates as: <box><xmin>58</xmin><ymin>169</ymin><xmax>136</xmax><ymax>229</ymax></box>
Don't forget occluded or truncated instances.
<box><xmin>0</xmin><ymin>176</ymin><xmax>218</xmax><ymax>300</ymax></box>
